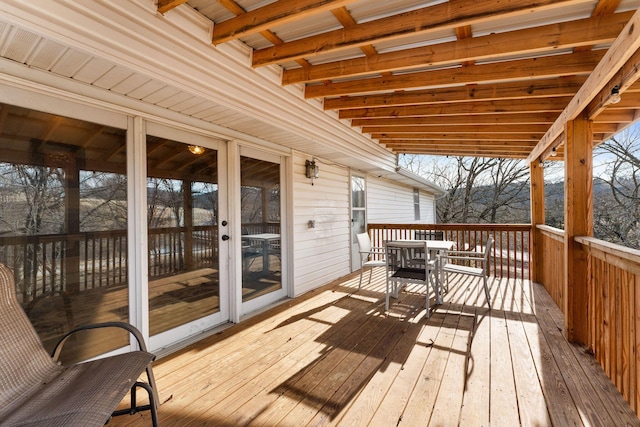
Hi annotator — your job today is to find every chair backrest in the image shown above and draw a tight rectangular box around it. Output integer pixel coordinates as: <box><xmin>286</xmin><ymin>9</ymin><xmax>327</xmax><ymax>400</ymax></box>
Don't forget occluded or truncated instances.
<box><xmin>0</xmin><ymin>263</ymin><xmax>61</xmax><ymax>418</ymax></box>
<box><xmin>385</xmin><ymin>240</ymin><xmax>431</xmax><ymax>277</ymax></box>
<box><xmin>483</xmin><ymin>237</ymin><xmax>494</xmax><ymax>269</ymax></box>
<box><xmin>356</xmin><ymin>233</ymin><xmax>372</xmax><ymax>254</ymax></box>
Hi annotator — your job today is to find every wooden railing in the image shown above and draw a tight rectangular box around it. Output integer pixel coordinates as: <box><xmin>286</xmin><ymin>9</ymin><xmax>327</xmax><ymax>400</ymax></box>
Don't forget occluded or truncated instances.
<box><xmin>367</xmin><ymin>223</ymin><xmax>530</xmax><ymax>279</ymax></box>
<box><xmin>0</xmin><ymin>225</ymin><xmax>222</xmax><ymax>303</ymax></box>
<box><xmin>0</xmin><ymin>231</ymin><xmax>128</xmax><ymax>303</ymax></box>
<box><xmin>148</xmin><ymin>225</ymin><xmax>219</xmax><ymax>277</ymax></box>
<box><xmin>575</xmin><ymin>236</ymin><xmax>640</xmax><ymax>413</ymax></box>
<box><xmin>537</xmin><ymin>225</ymin><xmax>565</xmax><ymax>312</ymax></box>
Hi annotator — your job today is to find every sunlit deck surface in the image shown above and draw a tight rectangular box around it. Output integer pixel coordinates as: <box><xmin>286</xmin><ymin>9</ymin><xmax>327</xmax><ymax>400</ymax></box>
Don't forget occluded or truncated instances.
<box><xmin>111</xmin><ymin>271</ymin><xmax>640</xmax><ymax>427</ymax></box>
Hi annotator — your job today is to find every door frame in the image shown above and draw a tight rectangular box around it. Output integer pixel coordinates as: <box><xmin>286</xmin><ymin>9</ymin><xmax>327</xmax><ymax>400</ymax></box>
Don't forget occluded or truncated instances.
<box><xmin>229</xmin><ymin>143</ymin><xmax>289</xmax><ymax>322</ymax></box>
<box><xmin>144</xmin><ymin>121</ymin><xmax>230</xmax><ymax>352</ymax></box>
<box><xmin>350</xmin><ymin>173</ymin><xmax>367</xmax><ymax>272</ymax></box>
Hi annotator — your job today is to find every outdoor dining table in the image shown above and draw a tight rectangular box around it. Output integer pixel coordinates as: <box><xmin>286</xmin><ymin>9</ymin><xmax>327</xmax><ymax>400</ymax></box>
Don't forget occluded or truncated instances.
<box><xmin>384</xmin><ymin>239</ymin><xmax>455</xmax><ymax>304</ymax></box>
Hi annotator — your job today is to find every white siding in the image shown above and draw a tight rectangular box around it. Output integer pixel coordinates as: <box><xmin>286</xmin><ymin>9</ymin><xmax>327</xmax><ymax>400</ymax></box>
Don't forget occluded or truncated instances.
<box><xmin>367</xmin><ymin>176</ymin><xmax>435</xmax><ymax>224</ymax></box>
<box><xmin>290</xmin><ymin>159</ymin><xmax>439</xmax><ymax>296</ymax></box>
<box><xmin>291</xmin><ymin>153</ymin><xmax>351</xmax><ymax>296</ymax></box>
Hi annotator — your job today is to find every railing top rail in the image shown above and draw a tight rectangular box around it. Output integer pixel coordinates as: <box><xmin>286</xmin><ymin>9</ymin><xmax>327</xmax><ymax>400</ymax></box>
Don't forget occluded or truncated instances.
<box><xmin>367</xmin><ymin>223</ymin><xmax>531</xmax><ymax>232</ymax></box>
<box><xmin>575</xmin><ymin>235</ymin><xmax>640</xmax><ymax>276</ymax></box>
<box><xmin>537</xmin><ymin>224</ymin><xmax>565</xmax><ymax>241</ymax></box>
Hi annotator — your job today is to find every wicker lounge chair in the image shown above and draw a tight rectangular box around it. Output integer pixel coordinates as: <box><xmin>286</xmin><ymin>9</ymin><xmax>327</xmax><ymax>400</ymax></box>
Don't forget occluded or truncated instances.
<box><xmin>0</xmin><ymin>263</ymin><xmax>159</xmax><ymax>426</ymax></box>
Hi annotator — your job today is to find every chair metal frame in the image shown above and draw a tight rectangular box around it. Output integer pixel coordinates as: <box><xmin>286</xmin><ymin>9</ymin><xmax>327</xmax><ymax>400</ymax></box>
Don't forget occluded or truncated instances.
<box><xmin>355</xmin><ymin>232</ymin><xmax>386</xmax><ymax>289</ymax></box>
<box><xmin>384</xmin><ymin>240</ymin><xmax>439</xmax><ymax>318</ymax></box>
<box><xmin>439</xmin><ymin>237</ymin><xmax>494</xmax><ymax>308</ymax></box>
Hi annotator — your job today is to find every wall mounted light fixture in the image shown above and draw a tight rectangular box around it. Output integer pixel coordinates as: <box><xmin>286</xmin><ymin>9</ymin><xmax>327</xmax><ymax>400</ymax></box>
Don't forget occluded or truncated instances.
<box><xmin>305</xmin><ymin>159</ymin><xmax>319</xmax><ymax>184</ymax></box>
<box><xmin>551</xmin><ymin>146</ymin><xmax>557</xmax><ymax>157</ymax></box>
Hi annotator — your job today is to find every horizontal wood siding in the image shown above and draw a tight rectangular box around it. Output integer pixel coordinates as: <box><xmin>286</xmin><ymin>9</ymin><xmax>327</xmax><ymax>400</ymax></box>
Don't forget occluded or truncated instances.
<box><xmin>292</xmin><ymin>154</ymin><xmax>350</xmax><ymax>295</ymax></box>
<box><xmin>367</xmin><ymin>177</ymin><xmax>433</xmax><ymax>224</ymax></box>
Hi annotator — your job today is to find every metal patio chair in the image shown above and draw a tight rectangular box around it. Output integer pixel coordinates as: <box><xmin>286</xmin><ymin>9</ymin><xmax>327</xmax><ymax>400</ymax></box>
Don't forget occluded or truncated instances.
<box><xmin>356</xmin><ymin>232</ymin><xmax>386</xmax><ymax>289</ymax></box>
<box><xmin>439</xmin><ymin>237</ymin><xmax>494</xmax><ymax>308</ymax></box>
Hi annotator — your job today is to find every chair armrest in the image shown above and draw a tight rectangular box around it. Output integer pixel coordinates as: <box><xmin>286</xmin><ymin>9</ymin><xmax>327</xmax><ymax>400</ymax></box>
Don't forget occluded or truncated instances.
<box><xmin>443</xmin><ymin>250</ymin><xmax>483</xmax><ymax>257</ymax></box>
<box><xmin>52</xmin><ymin>321</ymin><xmax>151</xmax><ymax>362</ymax></box>
<box><xmin>440</xmin><ymin>251</ymin><xmax>484</xmax><ymax>259</ymax></box>
<box><xmin>440</xmin><ymin>255</ymin><xmax>484</xmax><ymax>262</ymax></box>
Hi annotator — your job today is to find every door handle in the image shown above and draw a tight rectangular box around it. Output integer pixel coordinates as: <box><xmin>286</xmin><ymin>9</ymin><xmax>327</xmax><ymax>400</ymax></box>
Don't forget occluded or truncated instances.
<box><xmin>221</xmin><ymin>235</ymin><xmax>230</xmax><ymax>241</ymax></box>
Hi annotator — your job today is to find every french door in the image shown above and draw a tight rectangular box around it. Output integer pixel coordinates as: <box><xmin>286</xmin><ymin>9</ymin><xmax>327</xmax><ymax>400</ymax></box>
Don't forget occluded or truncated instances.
<box><xmin>237</xmin><ymin>146</ymin><xmax>287</xmax><ymax>316</ymax></box>
<box><xmin>145</xmin><ymin>123</ymin><xmax>229</xmax><ymax>351</ymax></box>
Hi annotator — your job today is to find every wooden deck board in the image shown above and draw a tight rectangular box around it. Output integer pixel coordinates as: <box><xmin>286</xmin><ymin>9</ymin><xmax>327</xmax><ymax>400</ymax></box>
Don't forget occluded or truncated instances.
<box><xmin>108</xmin><ymin>272</ymin><xmax>640</xmax><ymax>427</ymax></box>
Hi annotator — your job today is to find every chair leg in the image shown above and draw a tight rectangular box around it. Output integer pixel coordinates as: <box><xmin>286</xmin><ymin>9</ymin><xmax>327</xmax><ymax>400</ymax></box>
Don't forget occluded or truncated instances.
<box><xmin>385</xmin><ymin>278</ymin><xmax>390</xmax><ymax>311</ymax></box>
<box><xmin>425</xmin><ymin>272</ymin><xmax>431</xmax><ymax>318</ymax></box>
<box><xmin>368</xmin><ymin>267</ymin><xmax>373</xmax><ymax>285</ymax></box>
<box><xmin>358</xmin><ymin>268</ymin><xmax>364</xmax><ymax>289</ymax></box>
<box><xmin>483</xmin><ymin>274</ymin><xmax>491</xmax><ymax>308</ymax></box>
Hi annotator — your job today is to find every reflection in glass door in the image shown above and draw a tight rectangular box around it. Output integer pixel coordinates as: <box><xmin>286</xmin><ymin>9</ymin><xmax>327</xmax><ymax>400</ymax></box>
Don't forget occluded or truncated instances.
<box><xmin>351</xmin><ymin>175</ymin><xmax>366</xmax><ymax>270</ymax></box>
<box><xmin>146</xmin><ymin>136</ymin><xmax>222</xmax><ymax>339</ymax></box>
<box><xmin>240</xmin><ymin>155</ymin><xmax>282</xmax><ymax>306</ymax></box>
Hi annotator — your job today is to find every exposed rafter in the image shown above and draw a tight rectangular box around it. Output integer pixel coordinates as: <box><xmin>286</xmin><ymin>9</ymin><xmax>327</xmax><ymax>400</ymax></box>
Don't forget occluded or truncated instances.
<box><xmin>212</xmin><ymin>0</ymin><xmax>357</xmax><ymax>45</ymax></box>
<box><xmin>190</xmin><ymin>0</ymin><xmax>640</xmax><ymax>159</ymax></box>
<box><xmin>252</xmin><ymin>0</ymin><xmax>586</xmax><ymax>67</ymax></box>
<box><xmin>285</xmin><ymin>13</ymin><xmax>630</xmax><ymax>85</ymax></box>
<box><xmin>306</xmin><ymin>51</ymin><xmax>604</xmax><ymax>98</ymax></box>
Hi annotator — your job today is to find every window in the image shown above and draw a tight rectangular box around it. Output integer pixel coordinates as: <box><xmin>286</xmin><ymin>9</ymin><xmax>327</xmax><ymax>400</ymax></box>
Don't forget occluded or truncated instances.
<box><xmin>0</xmin><ymin>104</ymin><xmax>128</xmax><ymax>362</ymax></box>
<box><xmin>414</xmin><ymin>188</ymin><xmax>420</xmax><ymax>220</ymax></box>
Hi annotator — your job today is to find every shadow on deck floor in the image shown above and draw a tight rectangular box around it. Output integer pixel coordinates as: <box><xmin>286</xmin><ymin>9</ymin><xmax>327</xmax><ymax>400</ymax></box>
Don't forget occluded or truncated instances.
<box><xmin>110</xmin><ymin>270</ymin><xmax>640</xmax><ymax>427</ymax></box>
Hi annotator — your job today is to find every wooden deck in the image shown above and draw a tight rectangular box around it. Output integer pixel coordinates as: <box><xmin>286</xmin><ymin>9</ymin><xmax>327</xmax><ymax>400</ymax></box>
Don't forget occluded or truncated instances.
<box><xmin>111</xmin><ymin>270</ymin><xmax>640</xmax><ymax>427</ymax></box>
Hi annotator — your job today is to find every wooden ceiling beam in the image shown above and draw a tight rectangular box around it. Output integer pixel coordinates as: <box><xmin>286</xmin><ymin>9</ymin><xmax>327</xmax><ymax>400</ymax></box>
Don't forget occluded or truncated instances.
<box><xmin>306</xmin><ymin>50</ymin><xmax>604</xmax><ymax>98</ymax></box>
<box><xmin>157</xmin><ymin>0</ymin><xmax>189</xmax><ymax>14</ymax></box>
<box><xmin>212</xmin><ymin>0</ymin><xmax>357</xmax><ymax>45</ymax></box>
<box><xmin>252</xmin><ymin>0</ymin><xmax>585</xmax><ymax>66</ymax></box>
<box><xmin>285</xmin><ymin>12</ymin><xmax>630</xmax><ymax>84</ymax></box>
<box><xmin>352</xmin><ymin>113</ymin><xmax>560</xmax><ymax>127</ymax></box>
<box><xmin>383</xmin><ymin>140</ymin><xmax>537</xmax><ymax>149</ymax></box>
<box><xmin>593</xmin><ymin>109</ymin><xmax>639</xmax><ymax>123</ymax></box>
<box><xmin>340</xmin><ymin>97</ymin><xmax>573</xmax><ymax>119</ymax></box>
<box><xmin>362</xmin><ymin>124</ymin><xmax>550</xmax><ymax>134</ymax></box>
<box><xmin>586</xmin><ymin>49</ymin><xmax>640</xmax><ymax>118</ymax></box>
<box><xmin>323</xmin><ymin>76</ymin><xmax>587</xmax><ymax>110</ymax></box>
<box><xmin>593</xmin><ymin>122</ymin><xmax>629</xmax><ymax>133</ymax></box>
<box><xmin>386</xmin><ymin>146</ymin><xmax>530</xmax><ymax>158</ymax></box>
<box><xmin>373</xmin><ymin>133</ymin><xmax>542</xmax><ymax>141</ymax></box>
<box><xmin>528</xmin><ymin>7</ymin><xmax>640</xmax><ymax>163</ymax></box>
<box><xmin>217</xmin><ymin>0</ymin><xmax>314</xmax><ymax>70</ymax></box>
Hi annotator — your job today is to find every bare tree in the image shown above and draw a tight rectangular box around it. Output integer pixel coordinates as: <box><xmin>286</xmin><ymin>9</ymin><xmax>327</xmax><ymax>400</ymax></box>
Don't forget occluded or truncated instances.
<box><xmin>593</xmin><ymin>127</ymin><xmax>640</xmax><ymax>248</ymax></box>
<box><xmin>399</xmin><ymin>155</ymin><xmax>529</xmax><ymax>224</ymax></box>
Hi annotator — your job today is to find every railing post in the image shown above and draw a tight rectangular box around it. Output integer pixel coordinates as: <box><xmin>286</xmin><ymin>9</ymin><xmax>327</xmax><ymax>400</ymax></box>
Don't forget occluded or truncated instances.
<box><xmin>564</xmin><ymin>114</ymin><xmax>593</xmax><ymax>344</ymax></box>
<box><xmin>530</xmin><ymin>161</ymin><xmax>545</xmax><ymax>283</ymax></box>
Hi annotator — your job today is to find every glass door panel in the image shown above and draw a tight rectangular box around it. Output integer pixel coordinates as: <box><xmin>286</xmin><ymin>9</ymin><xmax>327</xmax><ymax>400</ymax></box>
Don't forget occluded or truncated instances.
<box><xmin>146</xmin><ymin>137</ymin><xmax>221</xmax><ymax>337</ymax></box>
<box><xmin>351</xmin><ymin>175</ymin><xmax>366</xmax><ymax>270</ymax></box>
<box><xmin>240</xmin><ymin>155</ymin><xmax>282</xmax><ymax>306</ymax></box>
<box><xmin>0</xmin><ymin>105</ymin><xmax>129</xmax><ymax>363</ymax></box>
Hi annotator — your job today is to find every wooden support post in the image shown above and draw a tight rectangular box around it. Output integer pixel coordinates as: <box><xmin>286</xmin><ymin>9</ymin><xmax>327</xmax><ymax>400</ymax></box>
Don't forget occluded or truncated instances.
<box><xmin>63</xmin><ymin>154</ymin><xmax>81</xmax><ymax>295</ymax></box>
<box><xmin>183</xmin><ymin>180</ymin><xmax>193</xmax><ymax>270</ymax></box>
<box><xmin>529</xmin><ymin>161</ymin><xmax>545</xmax><ymax>283</ymax></box>
<box><xmin>564</xmin><ymin>113</ymin><xmax>593</xmax><ymax>344</ymax></box>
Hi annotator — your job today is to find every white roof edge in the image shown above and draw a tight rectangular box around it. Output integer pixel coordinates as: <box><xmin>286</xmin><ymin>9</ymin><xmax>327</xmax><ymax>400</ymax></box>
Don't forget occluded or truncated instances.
<box><xmin>394</xmin><ymin>167</ymin><xmax>445</xmax><ymax>195</ymax></box>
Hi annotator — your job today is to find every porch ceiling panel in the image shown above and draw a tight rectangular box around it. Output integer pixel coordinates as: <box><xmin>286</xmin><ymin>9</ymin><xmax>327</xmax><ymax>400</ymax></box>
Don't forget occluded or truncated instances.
<box><xmin>184</xmin><ymin>0</ymin><xmax>640</xmax><ymax>160</ymax></box>
<box><xmin>0</xmin><ymin>0</ymin><xmax>398</xmax><ymax>177</ymax></box>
